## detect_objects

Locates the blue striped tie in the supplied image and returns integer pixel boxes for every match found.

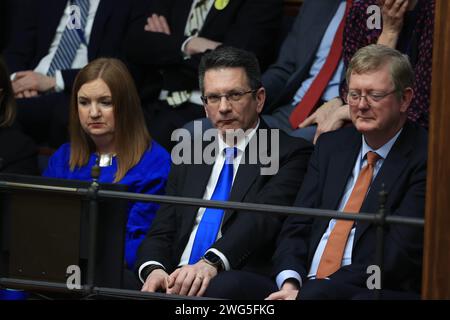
[47,0,90,76]
[188,147,237,264]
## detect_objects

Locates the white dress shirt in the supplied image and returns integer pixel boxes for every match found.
[160,0,215,105]
[291,0,346,107]
[11,0,100,92]
[276,128,403,289]
[181,0,215,58]
[139,122,259,282]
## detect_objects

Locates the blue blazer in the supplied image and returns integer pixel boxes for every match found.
[43,140,171,269]
[274,121,427,294]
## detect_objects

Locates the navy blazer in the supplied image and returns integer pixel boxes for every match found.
[274,121,427,293]
[262,0,345,114]
[136,120,313,276]
[3,0,135,92]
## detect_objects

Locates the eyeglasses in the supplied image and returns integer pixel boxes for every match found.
[201,89,257,106]
[346,89,398,105]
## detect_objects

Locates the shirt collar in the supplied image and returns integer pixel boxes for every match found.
[217,119,260,156]
[361,128,403,161]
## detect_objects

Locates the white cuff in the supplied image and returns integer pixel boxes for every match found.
[10,71,63,92]
[206,248,231,271]
[276,270,303,290]
[138,261,165,283]
[54,70,65,92]
[181,35,195,60]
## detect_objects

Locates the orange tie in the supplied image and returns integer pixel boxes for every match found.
[316,151,380,279]
[289,0,353,129]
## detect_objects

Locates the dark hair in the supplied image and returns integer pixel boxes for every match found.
[69,58,150,182]
[0,56,16,127]
[198,46,262,93]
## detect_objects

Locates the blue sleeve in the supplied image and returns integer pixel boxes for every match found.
[124,143,171,269]
[42,144,71,178]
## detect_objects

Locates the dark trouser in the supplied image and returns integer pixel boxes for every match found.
[204,270,420,300]
[122,268,142,291]
[16,92,70,148]
[145,100,206,152]
[299,278,420,300]
[205,271,277,300]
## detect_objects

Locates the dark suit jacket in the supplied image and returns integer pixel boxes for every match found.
[136,121,313,276]
[125,0,282,95]
[0,126,38,175]
[3,0,136,93]
[0,0,11,52]
[262,0,345,114]
[274,121,427,294]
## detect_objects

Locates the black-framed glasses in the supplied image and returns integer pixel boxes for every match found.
[201,89,258,106]
[346,89,398,105]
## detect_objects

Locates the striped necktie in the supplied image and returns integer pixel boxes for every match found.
[47,0,90,76]
[166,0,210,107]
[185,0,210,37]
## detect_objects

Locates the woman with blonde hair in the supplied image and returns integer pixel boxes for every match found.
[44,58,171,269]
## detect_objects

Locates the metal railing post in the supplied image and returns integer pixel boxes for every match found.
[86,162,101,290]
[374,186,388,300]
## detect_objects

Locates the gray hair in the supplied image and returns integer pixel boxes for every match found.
[346,44,414,99]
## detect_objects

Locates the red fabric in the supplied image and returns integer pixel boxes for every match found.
[289,0,353,129]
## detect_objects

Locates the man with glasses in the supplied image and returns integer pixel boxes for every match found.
[125,0,282,152]
[207,44,427,300]
[135,46,313,297]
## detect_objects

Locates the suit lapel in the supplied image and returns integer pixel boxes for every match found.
[223,159,260,225]
[88,0,114,59]
[354,125,414,244]
[41,0,68,52]
[201,0,223,31]
[171,1,194,36]
[180,122,268,231]
[179,159,215,238]
[222,122,271,225]
[323,134,361,210]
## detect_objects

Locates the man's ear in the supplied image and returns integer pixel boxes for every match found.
[256,87,266,114]
[400,87,414,113]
